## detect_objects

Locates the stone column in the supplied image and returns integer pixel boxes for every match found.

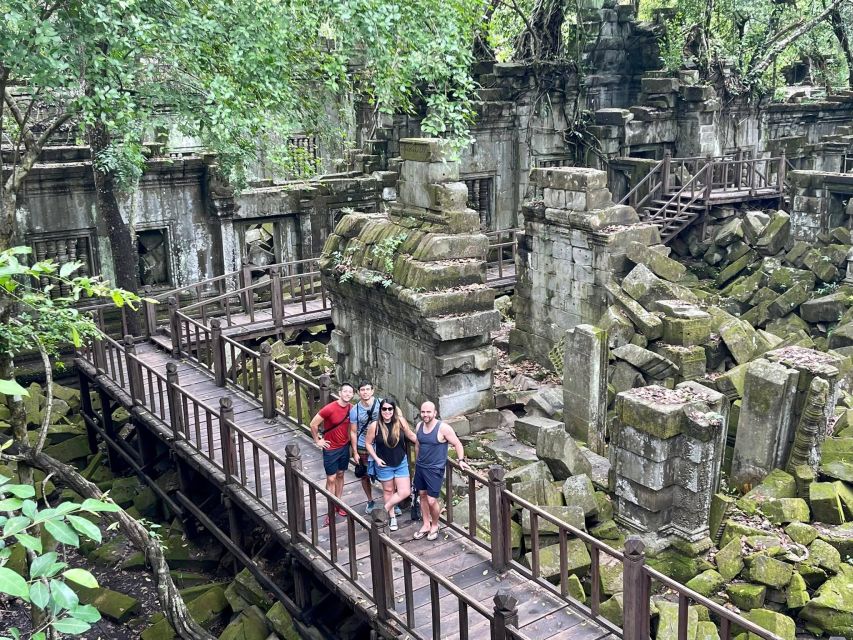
[563,324,608,454]
[612,382,728,552]
[509,166,655,367]
[730,358,800,489]
[320,138,499,420]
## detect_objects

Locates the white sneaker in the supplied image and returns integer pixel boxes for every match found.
[389,516,398,531]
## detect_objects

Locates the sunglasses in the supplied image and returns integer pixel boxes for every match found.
[380,406,395,412]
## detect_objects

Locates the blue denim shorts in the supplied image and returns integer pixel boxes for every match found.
[376,459,410,482]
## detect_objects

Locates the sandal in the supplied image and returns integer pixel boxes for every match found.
[426,528,439,541]
[336,507,348,518]
[413,529,428,540]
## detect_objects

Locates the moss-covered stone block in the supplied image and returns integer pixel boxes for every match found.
[785,521,818,545]
[73,585,140,623]
[567,573,586,603]
[600,593,624,626]
[809,538,841,574]
[647,549,714,584]
[726,583,766,610]
[786,572,810,609]
[657,600,699,640]
[737,608,795,640]
[720,520,771,548]
[810,482,846,524]
[696,620,720,640]
[799,565,853,637]
[219,608,269,640]
[266,602,300,640]
[761,498,810,524]
[233,568,273,611]
[715,538,745,581]
[686,570,725,597]
[748,555,793,589]
[524,538,590,579]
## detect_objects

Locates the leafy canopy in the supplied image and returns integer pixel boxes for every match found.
[1,0,487,188]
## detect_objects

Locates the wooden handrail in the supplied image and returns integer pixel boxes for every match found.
[617,158,664,208]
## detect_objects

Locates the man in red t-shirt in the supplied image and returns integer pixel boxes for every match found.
[309,382,355,522]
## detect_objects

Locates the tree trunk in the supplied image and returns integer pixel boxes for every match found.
[19,445,216,640]
[87,121,141,335]
[828,7,853,88]
[514,0,565,60]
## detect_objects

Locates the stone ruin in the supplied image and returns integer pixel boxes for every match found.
[319,138,499,420]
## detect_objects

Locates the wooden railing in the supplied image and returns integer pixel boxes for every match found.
[81,231,519,342]
[619,151,786,215]
[484,229,520,285]
[79,331,784,640]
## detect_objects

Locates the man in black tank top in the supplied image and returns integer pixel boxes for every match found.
[413,401,469,541]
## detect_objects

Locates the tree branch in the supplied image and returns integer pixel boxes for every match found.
[746,0,852,82]
[18,444,217,640]
[33,339,53,455]
[3,89,37,154]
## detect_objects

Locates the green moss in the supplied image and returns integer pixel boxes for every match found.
[726,583,766,610]
[686,570,725,597]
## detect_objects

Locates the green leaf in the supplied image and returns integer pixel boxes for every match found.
[0,498,23,511]
[110,290,125,308]
[0,567,29,600]
[70,326,81,348]
[79,498,119,513]
[0,379,28,397]
[5,485,35,499]
[3,515,30,538]
[30,581,50,610]
[52,617,91,635]
[63,568,99,589]
[15,533,42,554]
[59,262,81,278]
[30,552,59,578]
[48,579,79,610]
[21,500,37,519]
[69,603,101,623]
[44,520,79,547]
[66,515,101,543]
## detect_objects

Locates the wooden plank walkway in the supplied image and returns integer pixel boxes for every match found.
[121,341,610,640]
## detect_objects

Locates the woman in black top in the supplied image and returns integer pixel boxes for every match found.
[365,396,418,531]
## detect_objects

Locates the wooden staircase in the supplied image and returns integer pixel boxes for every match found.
[641,194,707,243]
[618,151,787,245]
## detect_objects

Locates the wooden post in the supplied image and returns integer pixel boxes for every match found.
[284,444,305,535]
[123,335,144,404]
[488,465,509,572]
[211,319,226,387]
[141,286,157,339]
[168,296,181,358]
[240,259,255,318]
[736,148,744,190]
[290,554,311,614]
[319,373,331,407]
[223,494,242,570]
[260,343,275,419]
[660,150,671,195]
[165,363,183,440]
[270,266,284,329]
[492,590,519,640]
[92,337,107,375]
[368,508,394,620]
[219,397,236,484]
[622,536,650,640]
[78,371,98,454]
[97,389,126,472]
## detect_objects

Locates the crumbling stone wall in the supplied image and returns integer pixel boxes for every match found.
[509,166,656,366]
[789,170,853,243]
[320,138,499,419]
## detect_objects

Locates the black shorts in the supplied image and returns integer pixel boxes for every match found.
[323,446,349,476]
[414,466,445,499]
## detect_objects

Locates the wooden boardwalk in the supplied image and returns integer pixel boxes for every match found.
[81,337,614,640]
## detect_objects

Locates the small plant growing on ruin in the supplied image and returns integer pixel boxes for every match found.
[330,245,359,284]
[372,233,408,276]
